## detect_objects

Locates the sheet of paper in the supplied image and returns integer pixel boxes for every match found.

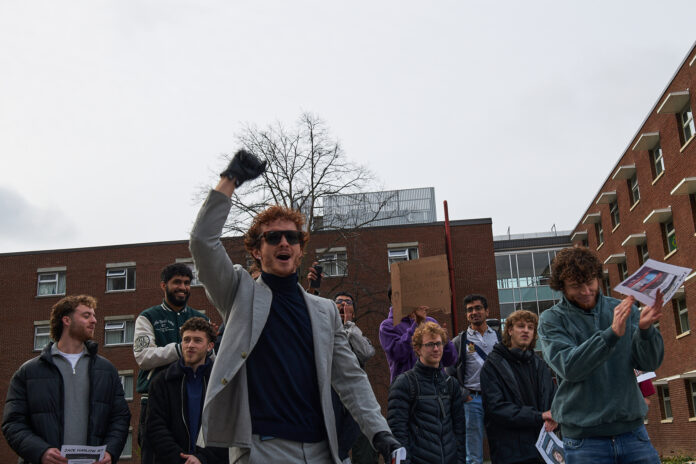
[613,259,691,307]
[390,447,407,464]
[636,370,657,383]
[536,426,564,464]
[61,444,106,464]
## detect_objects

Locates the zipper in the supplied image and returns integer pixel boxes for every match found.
[181,376,191,452]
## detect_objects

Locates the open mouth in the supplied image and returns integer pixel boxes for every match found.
[276,253,291,261]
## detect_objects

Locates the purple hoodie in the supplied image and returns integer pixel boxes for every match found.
[378,307,457,383]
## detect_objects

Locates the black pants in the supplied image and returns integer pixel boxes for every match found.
[138,397,154,464]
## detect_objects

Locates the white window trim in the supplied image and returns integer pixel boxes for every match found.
[105,266,136,293]
[104,318,135,346]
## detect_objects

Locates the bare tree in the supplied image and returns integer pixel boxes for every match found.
[212,112,404,236]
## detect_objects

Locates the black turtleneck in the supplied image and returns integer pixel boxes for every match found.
[246,271,325,443]
[496,344,540,408]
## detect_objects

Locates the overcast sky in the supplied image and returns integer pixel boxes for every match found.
[1,1,695,253]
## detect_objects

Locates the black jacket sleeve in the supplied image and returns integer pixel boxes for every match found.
[103,367,131,461]
[147,374,186,462]
[480,360,543,429]
[1,366,52,464]
[386,374,411,461]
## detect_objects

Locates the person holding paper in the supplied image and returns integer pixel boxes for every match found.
[147,317,228,464]
[379,287,457,383]
[2,295,130,464]
[538,247,664,464]
[387,321,466,464]
[447,294,500,464]
[480,309,557,464]
[189,150,400,464]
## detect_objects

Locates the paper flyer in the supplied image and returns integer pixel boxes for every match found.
[536,427,564,464]
[391,447,407,464]
[636,370,657,383]
[60,445,106,464]
[613,259,691,307]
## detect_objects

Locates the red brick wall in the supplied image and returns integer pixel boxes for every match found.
[571,45,696,457]
[0,220,496,462]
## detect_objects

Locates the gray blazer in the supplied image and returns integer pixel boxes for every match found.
[190,190,390,464]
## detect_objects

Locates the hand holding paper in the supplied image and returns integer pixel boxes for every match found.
[639,289,664,330]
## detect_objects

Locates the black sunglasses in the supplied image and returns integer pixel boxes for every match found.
[259,230,303,245]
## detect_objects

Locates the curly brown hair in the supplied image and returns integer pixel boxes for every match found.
[243,206,309,266]
[412,321,448,350]
[549,246,603,291]
[180,317,217,343]
[502,310,538,349]
[50,295,98,342]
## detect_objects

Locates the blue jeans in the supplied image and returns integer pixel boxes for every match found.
[464,393,484,464]
[563,425,660,464]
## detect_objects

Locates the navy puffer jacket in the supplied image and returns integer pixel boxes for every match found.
[387,361,466,464]
[2,341,131,464]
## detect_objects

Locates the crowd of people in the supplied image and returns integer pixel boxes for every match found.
[2,151,666,464]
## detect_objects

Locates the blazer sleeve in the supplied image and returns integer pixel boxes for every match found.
[190,189,242,321]
[2,366,53,464]
[147,373,186,462]
[345,322,375,365]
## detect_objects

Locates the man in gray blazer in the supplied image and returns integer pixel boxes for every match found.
[189,151,400,464]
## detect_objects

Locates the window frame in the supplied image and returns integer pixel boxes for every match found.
[37,271,66,297]
[609,200,620,228]
[104,318,135,346]
[662,220,677,254]
[658,385,673,420]
[673,297,689,335]
[387,245,419,272]
[119,372,134,401]
[678,104,696,145]
[105,266,136,292]
[617,262,628,281]
[688,379,696,419]
[33,323,51,351]
[637,243,649,266]
[650,144,664,179]
[317,250,348,277]
[628,174,640,206]
[594,220,604,247]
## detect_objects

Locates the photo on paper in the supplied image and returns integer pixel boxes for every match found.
[614,259,691,307]
[536,427,564,464]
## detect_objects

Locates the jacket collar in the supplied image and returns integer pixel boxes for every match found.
[41,340,98,364]
[166,356,213,381]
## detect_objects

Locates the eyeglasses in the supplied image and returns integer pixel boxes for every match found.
[335,299,354,306]
[259,230,303,245]
[466,305,485,312]
[421,341,443,349]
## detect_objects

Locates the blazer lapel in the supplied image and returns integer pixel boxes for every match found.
[250,278,273,348]
[303,289,330,386]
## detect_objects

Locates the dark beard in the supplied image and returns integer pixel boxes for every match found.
[166,288,190,308]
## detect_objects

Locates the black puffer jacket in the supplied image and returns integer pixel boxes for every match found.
[2,341,131,464]
[387,362,466,464]
[147,359,228,464]
[481,344,557,464]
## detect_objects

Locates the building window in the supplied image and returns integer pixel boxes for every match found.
[674,297,689,335]
[688,380,696,418]
[34,324,51,351]
[617,262,628,281]
[105,320,135,345]
[628,174,640,206]
[106,267,136,292]
[176,259,202,286]
[37,271,66,296]
[637,243,649,266]
[691,194,696,232]
[594,221,604,247]
[650,144,664,179]
[679,104,696,145]
[658,385,673,420]
[388,246,419,272]
[609,200,620,228]
[662,221,677,254]
[121,430,133,458]
[119,373,134,400]
[318,251,348,277]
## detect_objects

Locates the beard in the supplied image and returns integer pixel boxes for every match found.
[166,287,190,308]
[68,323,93,342]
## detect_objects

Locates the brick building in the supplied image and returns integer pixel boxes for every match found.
[0,217,498,462]
[570,42,696,457]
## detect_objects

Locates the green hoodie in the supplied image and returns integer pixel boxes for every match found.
[538,292,663,438]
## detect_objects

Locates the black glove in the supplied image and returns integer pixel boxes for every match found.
[220,149,266,187]
[373,431,401,461]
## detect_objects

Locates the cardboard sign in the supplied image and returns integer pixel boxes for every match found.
[391,254,451,325]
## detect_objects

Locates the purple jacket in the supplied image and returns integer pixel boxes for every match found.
[378,307,457,383]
